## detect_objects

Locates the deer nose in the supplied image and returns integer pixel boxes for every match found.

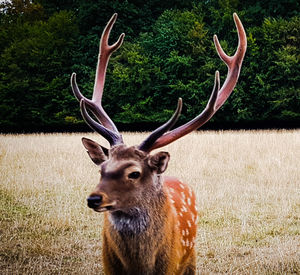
[87,195,102,208]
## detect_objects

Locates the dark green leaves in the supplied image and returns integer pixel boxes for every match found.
[0,0,299,131]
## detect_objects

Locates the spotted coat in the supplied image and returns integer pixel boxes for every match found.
[164,176,198,262]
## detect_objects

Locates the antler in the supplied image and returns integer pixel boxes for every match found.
[138,98,182,152]
[139,13,247,152]
[71,13,125,145]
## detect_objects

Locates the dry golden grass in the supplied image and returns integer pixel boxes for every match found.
[0,130,299,274]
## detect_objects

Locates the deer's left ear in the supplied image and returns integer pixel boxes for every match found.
[148,152,170,174]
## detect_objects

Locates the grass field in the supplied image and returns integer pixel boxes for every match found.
[0,130,299,274]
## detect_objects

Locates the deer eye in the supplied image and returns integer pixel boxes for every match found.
[128,171,141,179]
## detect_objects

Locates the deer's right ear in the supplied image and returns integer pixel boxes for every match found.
[81,137,108,165]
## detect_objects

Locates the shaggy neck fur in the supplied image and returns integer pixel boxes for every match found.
[108,207,150,235]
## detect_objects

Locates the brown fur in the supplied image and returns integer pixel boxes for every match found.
[83,139,197,275]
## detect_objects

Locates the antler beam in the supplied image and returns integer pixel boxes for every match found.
[71,13,124,145]
[140,13,247,152]
[138,98,183,152]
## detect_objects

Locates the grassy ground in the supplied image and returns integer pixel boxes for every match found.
[0,130,299,274]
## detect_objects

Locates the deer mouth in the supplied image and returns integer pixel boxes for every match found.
[94,202,117,213]
[94,206,112,212]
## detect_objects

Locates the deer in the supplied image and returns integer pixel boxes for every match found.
[70,12,246,275]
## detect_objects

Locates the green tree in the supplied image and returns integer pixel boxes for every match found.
[1,0,299,131]
[253,16,299,122]
[0,1,78,130]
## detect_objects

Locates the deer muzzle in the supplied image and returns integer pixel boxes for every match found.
[87,193,117,212]
[87,195,102,209]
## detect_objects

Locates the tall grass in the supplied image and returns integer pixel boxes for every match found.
[0,130,299,274]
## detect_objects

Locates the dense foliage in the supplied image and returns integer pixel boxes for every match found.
[0,0,299,132]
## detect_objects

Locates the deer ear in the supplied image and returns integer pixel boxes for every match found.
[81,137,108,165]
[148,151,170,174]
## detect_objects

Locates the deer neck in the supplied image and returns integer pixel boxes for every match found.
[102,175,173,273]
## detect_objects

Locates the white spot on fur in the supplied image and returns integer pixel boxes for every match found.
[181,239,185,246]
[179,183,185,189]
[182,230,185,236]
[191,213,195,222]
[181,192,186,200]
[186,229,189,236]
[181,206,187,212]
[187,197,191,206]
[187,220,192,228]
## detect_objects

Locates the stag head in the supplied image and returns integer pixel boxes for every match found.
[71,13,247,213]
[82,138,170,215]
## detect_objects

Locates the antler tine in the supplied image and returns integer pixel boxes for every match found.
[71,13,125,145]
[145,13,247,151]
[145,71,220,151]
[71,72,91,104]
[80,100,123,147]
[138,98,182,152]
[214,13,247,110]
[93,13,125,103]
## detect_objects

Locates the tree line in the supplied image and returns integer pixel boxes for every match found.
[0,0,299,132]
